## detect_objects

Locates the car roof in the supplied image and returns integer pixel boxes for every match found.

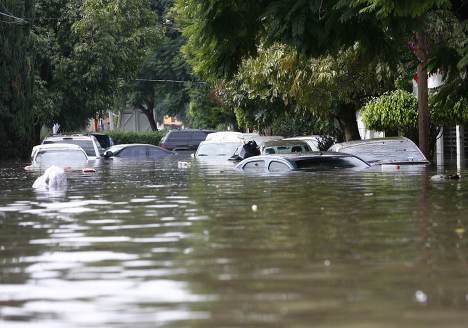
[239,152,366,162]
[44,134,96,141]
[205,132,259,142]
[35,143,85,151]
[106,143,172,153]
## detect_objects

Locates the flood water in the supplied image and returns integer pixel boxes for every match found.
[0,157,467,327]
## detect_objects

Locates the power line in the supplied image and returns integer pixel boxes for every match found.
[135,78,207,85]
[0,11,27,24]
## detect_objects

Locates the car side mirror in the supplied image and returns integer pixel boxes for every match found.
[103,150,113,158]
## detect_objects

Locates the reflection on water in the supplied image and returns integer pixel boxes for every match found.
[0,158,467,327]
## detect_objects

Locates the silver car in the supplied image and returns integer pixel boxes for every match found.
[328,137,429,165]
[235,153,370,173]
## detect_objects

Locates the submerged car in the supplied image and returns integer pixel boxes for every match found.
[235,152,370,173]
[328,137,429,165]
[42,134,103,159]
[159,129,214,151]
[103,144,174,159]
[260,139,312,155]
[284,135,335,151]
[195,141,243,160]
[30,144,89,169]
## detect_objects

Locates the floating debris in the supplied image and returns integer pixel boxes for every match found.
[430,174,461,182]
[415,290,428,303]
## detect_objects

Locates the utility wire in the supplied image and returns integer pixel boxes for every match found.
[0,11,27,24]
[135,78,207,85]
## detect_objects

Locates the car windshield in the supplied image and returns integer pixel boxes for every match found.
[293,156,368,171]
[197,143,240,158]
[263,143,311,154]
[35,150,88,167]
[44,139,98,157]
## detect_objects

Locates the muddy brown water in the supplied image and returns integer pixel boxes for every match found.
[0,158,467,327]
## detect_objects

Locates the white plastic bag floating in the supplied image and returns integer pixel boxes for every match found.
[33,165,67,190]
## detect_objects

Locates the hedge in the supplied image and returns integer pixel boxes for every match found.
[104,130,167,146]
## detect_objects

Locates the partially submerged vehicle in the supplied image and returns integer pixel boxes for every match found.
[30,144,89,169]
[103,144,174,159]
[284,135,335,151]
[204,131,259,143]
[328,137,429,165]
[235,152,370,173]
[260,139,312,155]
[41,134,103,159]
[159,129,214,151]
[195,141,243,160]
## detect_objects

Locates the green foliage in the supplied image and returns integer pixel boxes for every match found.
[70,0,160,113]
[105,130,166,145]
[32,0,161,132]
[186,87,236,130]
[174,0,267,80]
[0,0,36,159]
[270,111,339,139]
[128,0,193,130]
[361,89,468,134]
[361,90,418,135]
[219,43,396,138]
[353,0,449,17]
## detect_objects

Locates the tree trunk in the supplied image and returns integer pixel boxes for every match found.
[415,32,430,159]
[337,105,361,141]
[139,94,158,131]
[139,106,158,131]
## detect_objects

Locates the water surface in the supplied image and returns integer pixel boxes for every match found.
[0,158,467,327]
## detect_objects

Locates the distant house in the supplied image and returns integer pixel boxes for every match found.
[117,108,183,132]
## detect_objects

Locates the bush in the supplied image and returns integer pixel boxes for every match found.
[104,130,167,146]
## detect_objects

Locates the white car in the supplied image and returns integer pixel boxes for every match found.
[284,135,335,151]
[195,141,243,160]
[30,144,89,169]
[41,134,103,159]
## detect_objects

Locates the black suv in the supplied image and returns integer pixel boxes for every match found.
[160,129,213,151]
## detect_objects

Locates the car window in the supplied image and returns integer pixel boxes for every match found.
[268,161,290,172]
[196,143,240,158]
[146,147,169,159]
[118,146,147,158]
[294,156,368,170]
[36,150,87,166]
[44,139,97,157]
[242,160,265,173]
[168,131,191,141]
[192,131,209,141]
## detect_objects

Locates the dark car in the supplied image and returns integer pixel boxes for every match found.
[159,129,214,151]
[103,144,174,159]
[235,153,370,173]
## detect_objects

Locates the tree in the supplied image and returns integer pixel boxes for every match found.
[186,85,237,130]
[361,89,467,155]
[0,0,36,158]
[68,0,160,127]
[176,0,467,156]
[32,0,161,132]
[129,0,192,130]
[219,43,396,140]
